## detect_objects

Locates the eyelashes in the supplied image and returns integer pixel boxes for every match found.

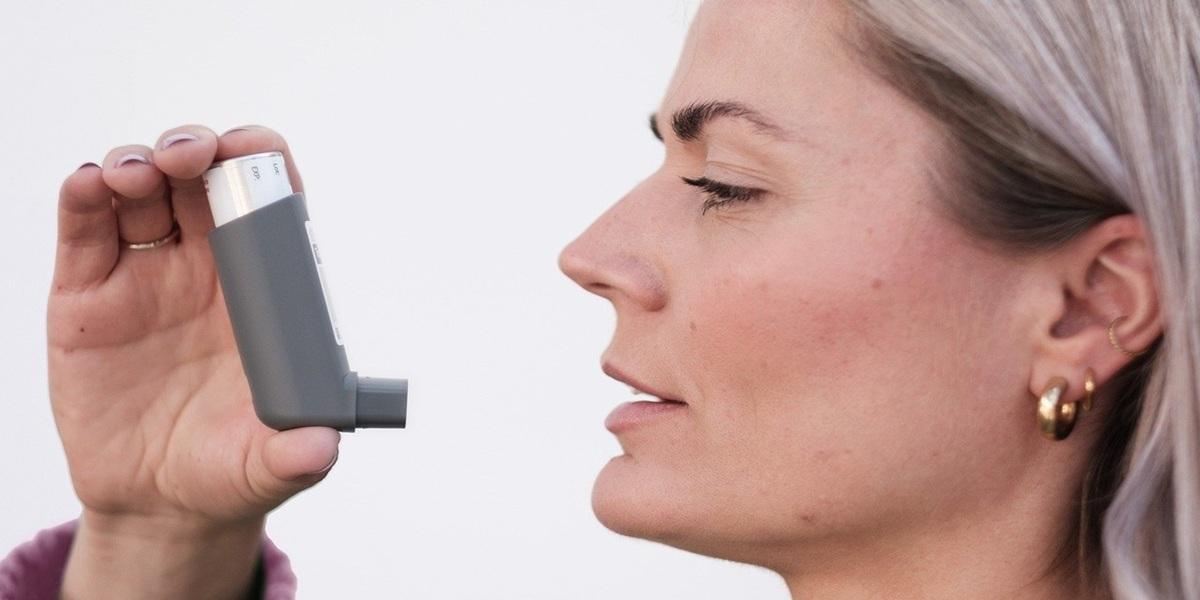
[680,176,766,214]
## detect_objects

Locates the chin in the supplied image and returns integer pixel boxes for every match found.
[591,454,690,543]
[591,453,829,568]
[590,452,754,561]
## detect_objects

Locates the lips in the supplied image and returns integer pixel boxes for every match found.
[601,362,686,404]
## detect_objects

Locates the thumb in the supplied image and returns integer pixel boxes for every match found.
[253,427,341,501]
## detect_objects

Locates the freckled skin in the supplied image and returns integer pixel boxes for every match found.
[558,0,1087,589]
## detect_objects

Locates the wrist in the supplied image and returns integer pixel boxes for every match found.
[62,509,266,600]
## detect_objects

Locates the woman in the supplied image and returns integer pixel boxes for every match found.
[3,1,1196,598]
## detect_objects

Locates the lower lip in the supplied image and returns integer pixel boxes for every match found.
[604,400,687,433]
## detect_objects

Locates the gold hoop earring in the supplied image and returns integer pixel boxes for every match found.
[1108,316,1146,358]
[1082,367,1096,412]
[1037,376,1078,441]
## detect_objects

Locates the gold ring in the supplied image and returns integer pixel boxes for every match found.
[122,220,180,250]
[1108,316,1146,358]
[1082,367,1095,412]
[1037,376,1076,440]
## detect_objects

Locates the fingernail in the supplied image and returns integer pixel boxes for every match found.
[160,133,200,150]
[115,153,151,168]
[222,126,256,136]
[311,453,339,476]
[76,162,100,171]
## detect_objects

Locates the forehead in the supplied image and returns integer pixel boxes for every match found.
[660,0,948,170]
[662,0,879,144]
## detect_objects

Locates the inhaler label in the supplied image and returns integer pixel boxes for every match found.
[304,220,344,346]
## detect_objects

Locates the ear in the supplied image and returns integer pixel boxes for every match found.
[1027,214,1163,412]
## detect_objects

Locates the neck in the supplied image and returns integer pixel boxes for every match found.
[777,526,1095,600]
[773,457,1108,599]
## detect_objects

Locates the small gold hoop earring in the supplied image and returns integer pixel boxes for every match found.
[1082,367,1096,412]
[1108,316,1147,358]
[1037,376,1077,441]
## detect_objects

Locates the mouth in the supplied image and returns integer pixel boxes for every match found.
[600,362,689,433]
[602,362,687,405]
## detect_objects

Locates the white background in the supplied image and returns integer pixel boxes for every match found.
[0,1,787,598]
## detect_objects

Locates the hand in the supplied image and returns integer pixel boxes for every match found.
[49,125,339,599]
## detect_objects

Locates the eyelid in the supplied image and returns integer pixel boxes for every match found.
[680,176,766,214]
[680,176,760,199]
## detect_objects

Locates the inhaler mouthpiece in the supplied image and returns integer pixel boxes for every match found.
[202,152,408,431]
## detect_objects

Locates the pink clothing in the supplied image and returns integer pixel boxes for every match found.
[0,520,296,599]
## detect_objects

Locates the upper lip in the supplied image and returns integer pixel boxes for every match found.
[602,362,685,403]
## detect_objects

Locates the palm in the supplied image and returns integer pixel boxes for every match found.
[49,125,337,524]
[50,242,269,519]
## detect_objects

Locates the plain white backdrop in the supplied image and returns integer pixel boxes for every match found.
[0,1,788,598]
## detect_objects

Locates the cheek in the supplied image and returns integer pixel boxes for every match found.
[673,206,1025,533]
[684,215,920,429]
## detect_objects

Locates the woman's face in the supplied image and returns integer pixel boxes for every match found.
[560,0,1038,566]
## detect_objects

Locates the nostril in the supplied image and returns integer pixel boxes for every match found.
[559,236,667,310]
[559,247,614,301]
[586,281,615,295]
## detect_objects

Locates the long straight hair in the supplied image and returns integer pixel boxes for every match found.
[843,2,1199,598]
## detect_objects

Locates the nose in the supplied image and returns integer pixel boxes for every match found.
[558,203,668,312]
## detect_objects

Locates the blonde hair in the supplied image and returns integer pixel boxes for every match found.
[842,1,1199,598]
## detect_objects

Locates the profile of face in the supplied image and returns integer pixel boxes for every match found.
[558,0,1112,571]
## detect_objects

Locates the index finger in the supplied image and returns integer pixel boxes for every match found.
[216,125,305,195]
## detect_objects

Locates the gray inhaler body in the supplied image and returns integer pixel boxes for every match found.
[203,152,407,432]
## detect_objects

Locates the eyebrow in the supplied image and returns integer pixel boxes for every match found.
[650,100,790,143]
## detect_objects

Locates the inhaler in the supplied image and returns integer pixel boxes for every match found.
[203,152,407,432]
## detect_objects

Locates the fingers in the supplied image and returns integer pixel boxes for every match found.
[101,145,173,247]
[152,125,220,238]
[153,124,304,239]
[252,427,340,501]
[54,164,119,292]
[217,125,305,195]
[56,124,303,292]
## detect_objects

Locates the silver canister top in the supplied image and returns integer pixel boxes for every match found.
[203,151,295,227]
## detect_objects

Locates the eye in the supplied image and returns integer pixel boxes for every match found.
[681,176,766,214]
